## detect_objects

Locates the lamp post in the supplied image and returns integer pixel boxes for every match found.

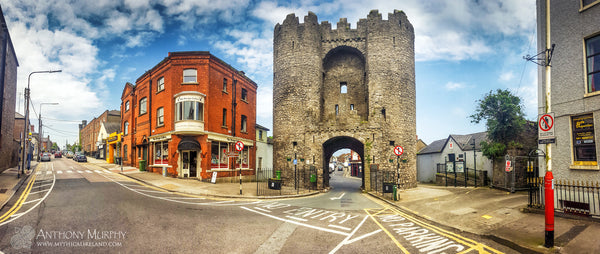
[20,70,62,178]
[38,102,59,161]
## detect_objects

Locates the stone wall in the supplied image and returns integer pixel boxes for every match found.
[273,10,417,190]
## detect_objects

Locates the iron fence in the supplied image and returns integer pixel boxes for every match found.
[528,177,600,219]
[435,163,489,188]
[370,169,398,200]
[256,167,317,196]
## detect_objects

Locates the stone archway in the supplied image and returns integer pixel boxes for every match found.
[322,136,364,189]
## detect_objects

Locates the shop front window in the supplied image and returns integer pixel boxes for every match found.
[572,114,597,166]
[211,142,229,169]
[154,141,169,165]
[235,146,250,169]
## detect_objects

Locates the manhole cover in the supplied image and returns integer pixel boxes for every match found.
[0,189,7,193]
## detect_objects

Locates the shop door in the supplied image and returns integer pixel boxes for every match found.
[182,151,198,178]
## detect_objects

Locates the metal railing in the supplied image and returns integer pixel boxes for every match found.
[256,167,317,196]
[529,177,600,219]
[435,163,489,188]
[370,170,398,200]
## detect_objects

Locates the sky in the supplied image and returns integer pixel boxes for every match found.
[3,0,538,150]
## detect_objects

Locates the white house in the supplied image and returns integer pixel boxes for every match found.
[256,124,273,169]
[417,132,492,183]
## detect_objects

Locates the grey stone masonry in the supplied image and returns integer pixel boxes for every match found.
[273,10,417,191]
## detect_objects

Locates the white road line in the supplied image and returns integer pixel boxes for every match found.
[0,173,56,226]
[253,207,272,213]
[77,170,83,173]
[67,170,73,173]
[132,189,171,194]
[35,171,42,175]
[241,207,348,236]
[328,215,370,254]
[94,170,102,173]
[213,200,234,204]
[85,170,93,173]
[57,171,63,174]
[253,222,297,254]
[33,183,52,189]
[285,216,308,222]
[28,190,48,195]
[328,225,351,231]
[345,230,382,245]
[168,197,206,200]
[45,171,52,175]
[23,198,43,205]
[10,212,24,218]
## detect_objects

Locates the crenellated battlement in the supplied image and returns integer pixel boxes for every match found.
[274,9,412,41]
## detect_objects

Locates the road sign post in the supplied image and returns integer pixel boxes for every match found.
[393,146,404,201]
[235,141,244,195]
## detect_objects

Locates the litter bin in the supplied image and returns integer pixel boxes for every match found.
[310,173,316,183]
[268,178,282,190]
[383,182,394,193]
[275,170,281,180]
[139,160,146,171]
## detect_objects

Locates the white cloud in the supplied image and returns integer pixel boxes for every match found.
[500,71,515,82]
[445,82,466,91]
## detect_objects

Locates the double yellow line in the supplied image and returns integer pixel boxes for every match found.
[0,174,37,223]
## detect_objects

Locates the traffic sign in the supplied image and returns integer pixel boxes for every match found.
[235,141,244,151]
[393,146,404,156]
[505,160,512,172]
[538,113,555,142]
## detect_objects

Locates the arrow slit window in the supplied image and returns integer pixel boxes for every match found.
[571,114,597,166]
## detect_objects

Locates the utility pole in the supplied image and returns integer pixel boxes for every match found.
[38,102,58,161]
[543,0,554,248]
[20,70,61,178]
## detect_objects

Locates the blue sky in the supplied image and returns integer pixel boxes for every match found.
[4,0,537,149]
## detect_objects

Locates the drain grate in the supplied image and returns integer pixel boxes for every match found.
[0,189,7,194]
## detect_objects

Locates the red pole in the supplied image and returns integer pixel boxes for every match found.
[544,170,554,248]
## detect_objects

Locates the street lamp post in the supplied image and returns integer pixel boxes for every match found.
[38,102,59,161]
[20,70,62,178]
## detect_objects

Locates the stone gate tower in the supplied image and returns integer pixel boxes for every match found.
[273,10,417,190]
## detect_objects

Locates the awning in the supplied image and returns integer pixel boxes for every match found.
[178,138,201,151]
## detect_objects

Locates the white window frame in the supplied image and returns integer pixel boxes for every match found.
[175,100,204,122]
[585,34,600,95]
[124,121,129,135]
[183,69,197,83]
[157,107,164,126]
[211,142,230,169]
[139,97,147,115]
[125,101,130,112]
[153,141,169,165]
[157,77,165,92]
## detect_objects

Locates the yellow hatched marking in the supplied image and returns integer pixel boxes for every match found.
[0,172,38,222]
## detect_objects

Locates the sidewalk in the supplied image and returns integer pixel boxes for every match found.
[0,162,37,210]
[86,157,319,199]
[371,184,600,254]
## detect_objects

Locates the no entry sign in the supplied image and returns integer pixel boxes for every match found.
[393,146,404,156]
[235,141,244,151]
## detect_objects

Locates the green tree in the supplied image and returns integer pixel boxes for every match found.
[470,89,526,159]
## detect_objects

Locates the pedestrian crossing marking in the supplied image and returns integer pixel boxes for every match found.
[77,170,83,173]
[35,171,41,175]
[45,171,52,175]
[57,171,63,174]
[67,170,73,173]
[85,170,93,173]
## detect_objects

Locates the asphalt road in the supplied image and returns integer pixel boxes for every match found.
[0,158,522,253]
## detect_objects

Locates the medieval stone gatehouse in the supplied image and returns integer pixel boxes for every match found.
[273,10,417,190]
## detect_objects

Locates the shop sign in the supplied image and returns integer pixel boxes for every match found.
[175,94,204,103]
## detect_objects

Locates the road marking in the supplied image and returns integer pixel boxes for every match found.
[253,207,272,213]
[0,173,56,226]
[241,206,349,236]
[345,229,382,244]
[94,170,102,173]
[67,170,73,173]
[57,171,63,174]
[77,170,83,173]
[45,171,52,175]
[285,215,308,222]
[0,174,37,223]
[33,183,52,189]
[328,224,351,231]
[28,190,48,195]
[22,198,42,205]
[330,192,346,200]
[482,215,492,219]
[10,212,24,218]
[364,195,504,254]
[85,170,93,173]
[168,197,206,200]
[328,215,370,254]
[254,222,297,254]
[35,171,41,175]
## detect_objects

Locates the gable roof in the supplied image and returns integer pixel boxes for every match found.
[418,132,488,155]
[103,122,121,134]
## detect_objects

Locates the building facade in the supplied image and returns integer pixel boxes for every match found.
[0,5,19,172]
[79,110,120,157]
[121,51,257,180]
[537,1,600,181]
[273,10,417,190]
[255,124,273,169]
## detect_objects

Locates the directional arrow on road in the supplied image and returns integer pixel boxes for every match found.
[330,193,346,200]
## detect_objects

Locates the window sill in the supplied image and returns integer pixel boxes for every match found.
[156,89,164,95]
[583,91,600,98]
[570,164,599,170]
[156,124,165,128]
[150,164,171,168]
[139,112,147,116]
[208,168,253,172]
[221,125,228,129]
[240,131,248,134]
[181,82,199,85]
[241,99,248,104]
[222,90,228,94]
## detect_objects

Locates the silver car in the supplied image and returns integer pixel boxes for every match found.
[40,153,51,162]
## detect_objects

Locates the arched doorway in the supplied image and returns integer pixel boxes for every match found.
[322,136,364,189]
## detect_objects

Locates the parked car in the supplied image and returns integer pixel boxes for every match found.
[75,153,87,162]
[40,153,51,162]
[54,152,62,158]
[65,151,74,159]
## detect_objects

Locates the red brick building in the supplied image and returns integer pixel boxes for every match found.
[79,110,120,156]
[121,51,257,180]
